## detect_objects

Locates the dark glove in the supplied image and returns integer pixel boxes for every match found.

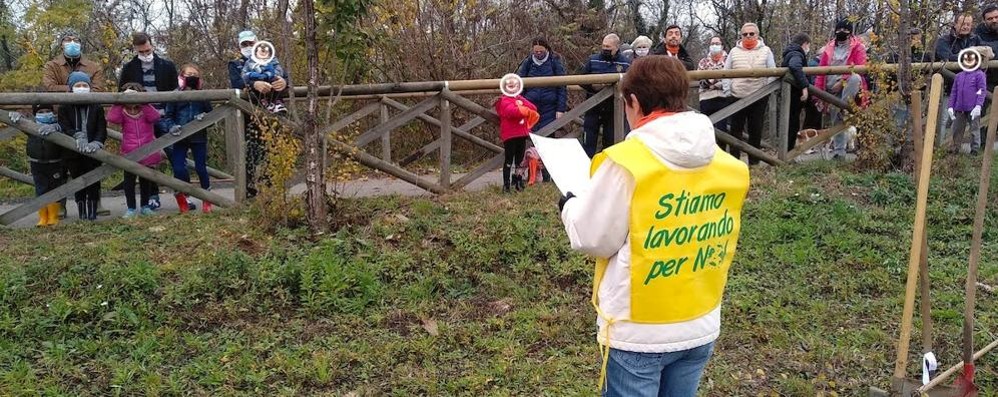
[558,192,576,212]
[74,131,88,152]
[37,124,60,136]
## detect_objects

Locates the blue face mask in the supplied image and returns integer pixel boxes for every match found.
[63,42,81,58]
[35,112,57,124]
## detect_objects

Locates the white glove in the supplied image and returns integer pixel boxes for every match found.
[971,105,981,120]
[74,131,88,152]
[169,125,182,136]
[194,113,205,121]
[37,124,60,136]
[8,111,21,124]
[83,141,103,154]
[948,108,955,121]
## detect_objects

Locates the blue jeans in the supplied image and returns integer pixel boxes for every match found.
[170,140,210,189]
[603,342,714,397]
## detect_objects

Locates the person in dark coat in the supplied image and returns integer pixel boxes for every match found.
[12,104,66,226]
[579,33,631,157]
[781,33,811,151]
[118,32,180,210]
[936,13,983,62]
[517,37,568,135]
[976,5,998,89]
[163,63,215,213]
[59,72,107,221]
[650,24,695,70]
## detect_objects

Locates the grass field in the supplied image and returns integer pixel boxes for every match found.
[1,159,997,396]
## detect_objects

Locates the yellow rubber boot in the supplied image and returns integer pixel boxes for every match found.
[36,205,49,227]
[45,203,61,226]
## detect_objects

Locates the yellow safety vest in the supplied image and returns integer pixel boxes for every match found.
[590,138,750,324]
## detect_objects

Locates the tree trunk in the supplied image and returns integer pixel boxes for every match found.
[302,0,328,232]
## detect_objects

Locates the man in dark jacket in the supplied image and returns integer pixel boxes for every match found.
[651,24,695,70]
[579,33,631,157]
[117,31,180,210]
[977,5,998,89]
[936,13,983,62]
[781,33,811,151]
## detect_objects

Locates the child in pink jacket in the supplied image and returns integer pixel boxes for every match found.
[106,83,162,218]
[496,73,539,192]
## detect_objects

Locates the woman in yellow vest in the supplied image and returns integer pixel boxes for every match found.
[559,56,750,397]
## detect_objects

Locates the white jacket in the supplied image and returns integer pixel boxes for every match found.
[561,111,723,353]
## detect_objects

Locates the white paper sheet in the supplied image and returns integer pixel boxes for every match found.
[529,133,592,195]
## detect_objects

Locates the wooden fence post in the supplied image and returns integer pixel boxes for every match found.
[225,108,247,203]
[768,89,779,150]
[614,82,626,143]
[380,100,391,161]
[439,95,452,189]
[779,81,792,160]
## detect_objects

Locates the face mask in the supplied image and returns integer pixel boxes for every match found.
[138,53,154,63]
[185,76,200,89]
[802,45,810,55]
[835,32,850,41]
[63,42,81,58]
[709,44,722,54]
[72,86,90,94]
[241,47,254,58]
[743,37,758,49]
[533,51,548,60]
[35,112,57,124]
[635,48,649,57]
[601,49,613,60]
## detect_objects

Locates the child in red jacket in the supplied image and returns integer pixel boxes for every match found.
[496,73,539,192]
[106,83,162,218]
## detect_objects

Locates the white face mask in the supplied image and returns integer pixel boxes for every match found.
[709,44,723,54]
[138,53,154,63]
[72,86,91,94]
[635,48,649,57]
[241,47,254,58]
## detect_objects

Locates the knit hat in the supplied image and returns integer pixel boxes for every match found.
[237,30,257,44]
[32,104,54,114]
[632,35,653,48]
[67,71,91,88]
[835,18,854,33]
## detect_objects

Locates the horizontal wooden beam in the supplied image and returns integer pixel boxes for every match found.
[714,127,785,166]
[0,166,32,185]
[397,116,488,167]
[785,124,851,160]
[2,60,986,105]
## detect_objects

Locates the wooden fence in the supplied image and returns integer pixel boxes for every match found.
[0,60,989,226]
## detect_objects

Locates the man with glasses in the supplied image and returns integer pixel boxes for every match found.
[722,23,775,165]
[814,18,868,159]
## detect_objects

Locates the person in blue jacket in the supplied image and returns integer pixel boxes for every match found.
[517,37,568,136]
[163,63,214,213]
[579,33,631,158]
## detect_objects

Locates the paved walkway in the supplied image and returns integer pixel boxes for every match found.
[0,171,503,229]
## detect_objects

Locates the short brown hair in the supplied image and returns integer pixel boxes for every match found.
[121,82,145,92]
[131,32,151,46]
[620,56,689,114]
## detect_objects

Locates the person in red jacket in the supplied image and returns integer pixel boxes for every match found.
[495,73,539,192]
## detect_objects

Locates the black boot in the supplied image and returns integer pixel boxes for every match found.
[513,175,524,191]
[77,201,86,220]
[502,164,512,193]
[86,199,98,221]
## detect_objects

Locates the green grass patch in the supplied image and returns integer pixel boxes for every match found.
[2,159,997,395]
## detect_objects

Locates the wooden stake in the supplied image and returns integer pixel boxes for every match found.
[911,92,933,356]
[892,74,942,389]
